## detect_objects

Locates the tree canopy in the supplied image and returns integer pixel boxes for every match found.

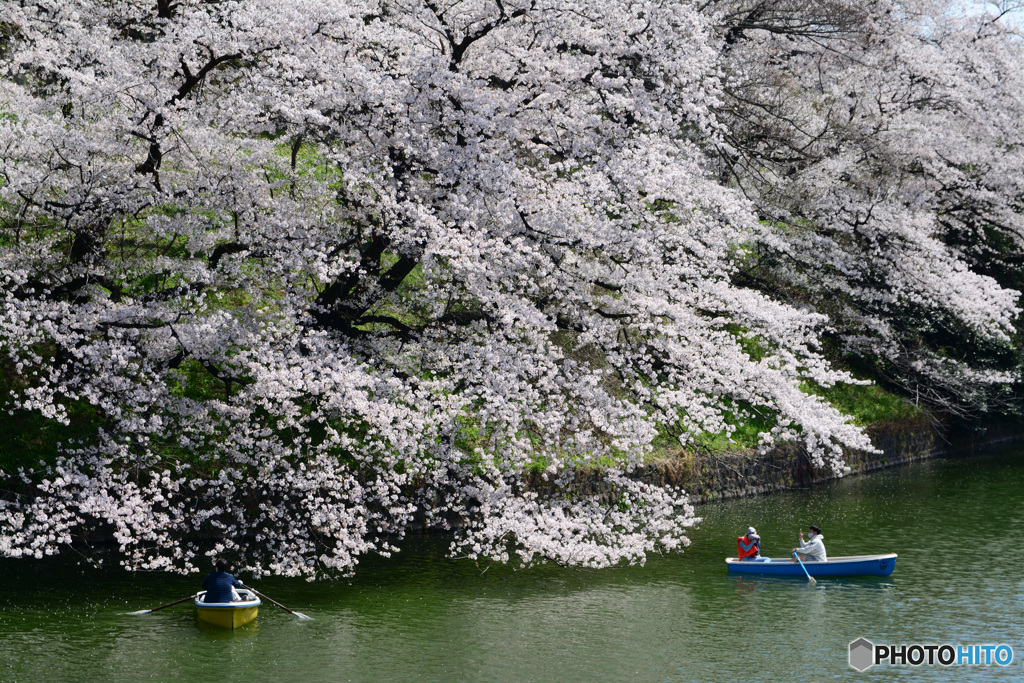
[1,0,1021,576]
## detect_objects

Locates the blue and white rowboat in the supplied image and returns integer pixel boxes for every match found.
[725,553,897,578]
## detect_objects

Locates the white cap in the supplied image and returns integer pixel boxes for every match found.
[747,527,757,536]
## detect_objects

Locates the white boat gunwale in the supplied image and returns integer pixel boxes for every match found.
[724,553,898,565]
[195,588,261,608]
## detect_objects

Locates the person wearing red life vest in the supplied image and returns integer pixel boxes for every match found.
[737,526,769,562]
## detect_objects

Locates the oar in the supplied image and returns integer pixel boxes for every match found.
[129,593,198,615]
[247,587,312,620]
[792,551,817,585]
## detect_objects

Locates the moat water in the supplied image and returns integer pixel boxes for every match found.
[2,445,1022,681]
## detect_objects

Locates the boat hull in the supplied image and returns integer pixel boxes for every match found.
[195,589,261,628]
[725,554,897,578]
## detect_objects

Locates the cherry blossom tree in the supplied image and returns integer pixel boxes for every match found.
[710,0,1024,414]
[0,0,1017,576]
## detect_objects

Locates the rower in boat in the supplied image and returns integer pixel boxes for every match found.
[791,525,826,563]
[195,559,261,628]
[202,558,245,602]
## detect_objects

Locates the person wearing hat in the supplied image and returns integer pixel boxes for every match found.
[737,526,769,562]
[792,525,827,562]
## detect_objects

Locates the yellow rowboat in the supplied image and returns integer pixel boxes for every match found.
[195,589,261,629]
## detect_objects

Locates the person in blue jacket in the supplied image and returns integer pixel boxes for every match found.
[202,558,244,603]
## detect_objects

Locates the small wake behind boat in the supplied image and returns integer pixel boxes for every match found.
[725,553,897,578]
[195,589,261,628]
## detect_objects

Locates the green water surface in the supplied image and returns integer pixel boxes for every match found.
[2,446,1023,682]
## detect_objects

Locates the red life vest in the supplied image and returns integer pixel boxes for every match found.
[737,536,759,560]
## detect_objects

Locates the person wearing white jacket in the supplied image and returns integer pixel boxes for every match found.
[792,525,827,562]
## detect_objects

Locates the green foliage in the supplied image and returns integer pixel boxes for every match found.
[0,355,89,473]
[803,380,924,427]
[724,323,770,361]
[647,374,924,461]
[0,388,104,476]
[165,358,226,402]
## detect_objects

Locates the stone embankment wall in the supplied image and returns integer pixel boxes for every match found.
[530,416,1024,507]
[553,415,1008,506]
[658,418,944,504]
[631,416,1023,505]
[527,418,954,507]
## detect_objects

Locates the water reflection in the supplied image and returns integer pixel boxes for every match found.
[194,619,260,640]
[729,575,897,591]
